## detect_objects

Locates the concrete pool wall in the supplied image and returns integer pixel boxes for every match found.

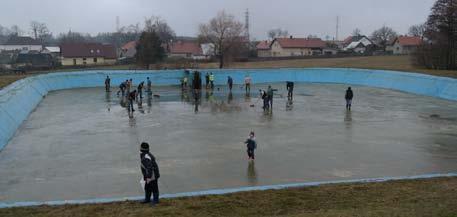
[1,68,457,150]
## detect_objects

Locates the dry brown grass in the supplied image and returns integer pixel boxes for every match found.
[199,55,457,78]
[1,177,456,217]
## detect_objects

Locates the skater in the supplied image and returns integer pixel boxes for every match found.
[209,72,215,90]
[345,87,353,110]
[260,90,269,111]
[267,85,278,110]
[126,79,133,94]
[286,81,294,99]
[105,76,110,92]
[193,71,202,90]
[227,76,233,91]
[244,131,257,160]
[205,73,210,89]
[128,90,137,112]
[147,77,152,94]
[244,74,251,94]
[117,80,127,96]
[140,142,160,206]
[137,82,144,99]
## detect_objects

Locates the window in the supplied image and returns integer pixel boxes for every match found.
[94,58,97,63]
[73,59,76,65]
[83,58,86,61]
[90,50,94,53]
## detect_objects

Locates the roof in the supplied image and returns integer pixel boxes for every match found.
[343,35,370,46]
[273,38,326,49]
[122,41,137,50]
[3,36,41,45]
[60,43,117,59]
[169,41,203,55]
[44,46,60,53]
[395,36,422,46]
[256,41,271,50]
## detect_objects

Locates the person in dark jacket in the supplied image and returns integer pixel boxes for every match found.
[260,90,269,111]
[137,82,144,99]
[286,81,294,100]
[205,73,210,89]
[128,90,137,112]
[105,76,111,92]
[117,80,127,96]
[140,142,160,205]
[245,131,257,160]
[267,85,278,110]
[227,76,233,91]
[193,71,202,90]
[147,77,152,94]
[345,87,354,110]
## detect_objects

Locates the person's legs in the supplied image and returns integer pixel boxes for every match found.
[247,149,252,159]
[143,181,152,203]
[151,179,159,204]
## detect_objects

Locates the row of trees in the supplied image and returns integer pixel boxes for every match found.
[416,0,457,70]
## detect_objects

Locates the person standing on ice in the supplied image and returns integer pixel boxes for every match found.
[345,87,354,110]
[209,72,215,90]
[146,77,152,94]
[286,81,294,100]
[245,131,257,160]
[227,76,233,92]
[140,142,160,206]
[128,90,137,112]
[105,76,111,92]
[244,74,251,94]
[137,81,144,99]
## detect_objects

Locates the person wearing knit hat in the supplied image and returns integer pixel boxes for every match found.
[140,142,160,206]
[244,131,257,160]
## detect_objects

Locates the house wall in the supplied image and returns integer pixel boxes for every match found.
[61,57,115,66]
[257,50,271,57]
[270,41,313,57]
[393,42,417,55]
[0,45,42,52]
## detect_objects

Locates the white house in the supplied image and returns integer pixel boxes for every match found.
[343,35,374,54]
[390,36,422,55]
[0,36,42,52]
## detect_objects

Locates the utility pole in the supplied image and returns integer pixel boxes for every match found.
[116,16,120,32]
[336,16,339,41]
[245,8,250,42]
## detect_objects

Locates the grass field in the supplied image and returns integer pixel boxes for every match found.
[199,55,457,78]
[1,177,456,217]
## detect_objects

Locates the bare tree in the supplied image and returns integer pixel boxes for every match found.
[408,23,426,38]
[10,25,23,36]
[417,0,457,70]
[371,26,397,51]
[267,28,288,40]
[198,11,244,68]
[144,16,175,43]
[352,28,362,36]
[30,21,51,46]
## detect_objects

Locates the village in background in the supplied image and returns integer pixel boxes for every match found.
[0,10,438,73]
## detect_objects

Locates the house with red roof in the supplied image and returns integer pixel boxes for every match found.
[120,41,137,59]
[168,41,205,60]
[269,36,326,57]
[390,36,422,55]
[60,43,117,66]
[256,40,271,57]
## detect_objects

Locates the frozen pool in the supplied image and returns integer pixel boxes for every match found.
[1,83,457,202]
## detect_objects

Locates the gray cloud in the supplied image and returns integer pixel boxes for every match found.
[0,0,435,40]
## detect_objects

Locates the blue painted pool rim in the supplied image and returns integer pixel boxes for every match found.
[1,67,457,152]
[0,172,456,208]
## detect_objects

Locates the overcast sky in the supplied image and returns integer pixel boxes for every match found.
[0,0,435,40]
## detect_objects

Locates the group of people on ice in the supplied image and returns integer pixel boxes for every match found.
[105,76,154,113]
